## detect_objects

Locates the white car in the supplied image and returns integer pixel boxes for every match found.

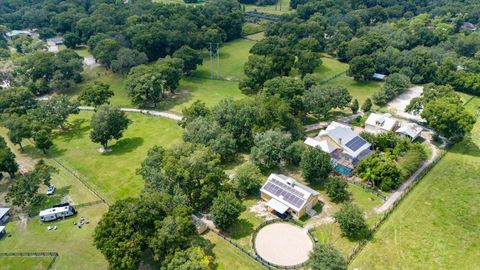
[46,185,56,195]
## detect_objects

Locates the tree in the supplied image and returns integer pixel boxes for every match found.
[361,98,372,112]
[29,95,80,130]
[300,148,332,185]
[285,141,306,166]
[0,140,18,178]
[304,86,352,118]
[63,32,81,49]
[334,203,369,240]
[232,162,263,197]
[173,45,203,75]
[92,39,121,68]
[406,84,461,115]
[310,244,347,270]
[90,105,130,151]
[350,99,359,114]
[211,192,244,231]
[32,128,53,154]
[78,82,114,107]
[421,97,475,142]
[180,100,211,128]
[261,77,305,115]
[347,55,375,81]
[326,177,350,203]
[183,117,237,160]
[4,115,32,150]
[356,154,402,191]
[0,87,37,115]
[240,55,277,94]
[373,73,410,105]
[251,130,292,169]
[296,50,322,78]
[163,246,215,270]
[111,48,148,74]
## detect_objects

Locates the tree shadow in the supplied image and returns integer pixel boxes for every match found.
[145,89,193,112]
[54,118,90,143]
[451,136,480,157]
[106,137,144,156]
[227,218,254,240]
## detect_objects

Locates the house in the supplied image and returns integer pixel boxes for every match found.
[372,73,386,81]
[365,113,398,134]
[462,22,477,31]
[396,123,423,141]
[260,174,320,219]
[304,122,373,175]
[192,215,208,234]
[0,208,10,225]
[39,204,76,222]
[5,30,32,39]
[0,226,5,238]
[46,37,64,45]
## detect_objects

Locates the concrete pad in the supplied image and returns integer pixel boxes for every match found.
[254,222,313,266]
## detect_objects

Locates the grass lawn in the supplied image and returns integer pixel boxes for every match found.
[312,57,349,81]
[0,257,53,270]
[158,77,246,113]
[227,198,265,251]
[203,231,266,270]
[245,32,265,41]
[74,47,90,58]
[242,22,265,36]
[0,205,108,270]
[324,74,383,105]
[244,0,292,15]
[351,98,480,269]
[49,111,183,202]
[193,39,255,82]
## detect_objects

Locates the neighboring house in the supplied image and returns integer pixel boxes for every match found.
[365,113,398,134]
[0,208,10,225]
[372,73,386,81]
[260,174,320,219]
[39,204,76,222]
[396,123,423,141]
[46,37,64,45]
[0,226,5,238]
[192,215,208,234]
[462,22,477,31]
[304,122,373,175]
[5,30,32,39]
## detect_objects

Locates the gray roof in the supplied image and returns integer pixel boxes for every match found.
[0,208,10,218]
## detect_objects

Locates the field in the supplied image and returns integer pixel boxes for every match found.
[203,231,266,270]
[351,99,480,269]
[0,257,53,270]
[324,74,383,105]
[244,0,292,15]
[313,57,349,81]
[49,112,183,202]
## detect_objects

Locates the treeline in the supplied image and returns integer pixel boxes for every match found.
[255,0,480,97]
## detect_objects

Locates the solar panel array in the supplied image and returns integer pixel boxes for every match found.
[263,179,306,208]
[345,136,367,152]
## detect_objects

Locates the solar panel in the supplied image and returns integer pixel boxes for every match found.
[345,136,367,152]
[263,179,306,208]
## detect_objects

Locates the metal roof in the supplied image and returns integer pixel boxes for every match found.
[0,208,10,218]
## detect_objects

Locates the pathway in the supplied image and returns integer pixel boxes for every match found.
[374,141,438,213]
[78,106,183,121]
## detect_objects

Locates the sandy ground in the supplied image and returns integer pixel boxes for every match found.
[387,86,423,120]
[83,56,100,69]
[255,223,313,266]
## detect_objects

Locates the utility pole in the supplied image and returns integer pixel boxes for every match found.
[209,42,214,79]
[209,42,220,79]
[216,43,220,79]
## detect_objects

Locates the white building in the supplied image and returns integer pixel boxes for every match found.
[5,30,32,39]
[304,122,373,175]
[364,113,398,134]
[0,208,10,225]
[260,174,320,219]
[396,123,423,141]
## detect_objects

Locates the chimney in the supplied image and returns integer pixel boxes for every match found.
[338,138,342,145]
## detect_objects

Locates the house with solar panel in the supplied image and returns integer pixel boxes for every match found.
[260,174,320,219]
[304,122,373,175]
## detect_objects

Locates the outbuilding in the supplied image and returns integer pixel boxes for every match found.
[39,204,76,222]
[365,113,398,134]
[0,226,5,238]
[0,208,10,225]
[396,123,423,141]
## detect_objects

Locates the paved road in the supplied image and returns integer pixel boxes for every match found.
[374,142,438,213]
[78,106,183,121]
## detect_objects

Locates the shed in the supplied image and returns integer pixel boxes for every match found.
[192,215,208,234]
[0,208,10,225]
[372,73,386,80]
[396,123,423,141]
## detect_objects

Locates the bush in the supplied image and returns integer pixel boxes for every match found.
[310,243,347,270]
[326,177,350,202]
[356,153,402,191]
[334,203,369,240]
[398,144,428,178]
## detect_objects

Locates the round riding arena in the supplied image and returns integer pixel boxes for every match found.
[254,222,313,266]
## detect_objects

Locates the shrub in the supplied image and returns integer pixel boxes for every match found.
[398,144,428,178]
[310,243,347,270]
[334,203,369,240]
[326,177,350,203]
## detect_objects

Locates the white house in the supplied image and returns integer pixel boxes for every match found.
[260,174,320,219]
[396,123,423,141]
[365,113,398,134]
[39,204,76,222]
[304,122,373,175]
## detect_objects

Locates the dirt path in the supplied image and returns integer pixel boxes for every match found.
[374,141,438,213]
[78,106,183,121]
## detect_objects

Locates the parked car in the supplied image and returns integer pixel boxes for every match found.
[46,185,55,195]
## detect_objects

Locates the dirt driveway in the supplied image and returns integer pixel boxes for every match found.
[387,86,423,120]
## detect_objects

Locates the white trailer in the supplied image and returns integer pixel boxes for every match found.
[39,204,76,222]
